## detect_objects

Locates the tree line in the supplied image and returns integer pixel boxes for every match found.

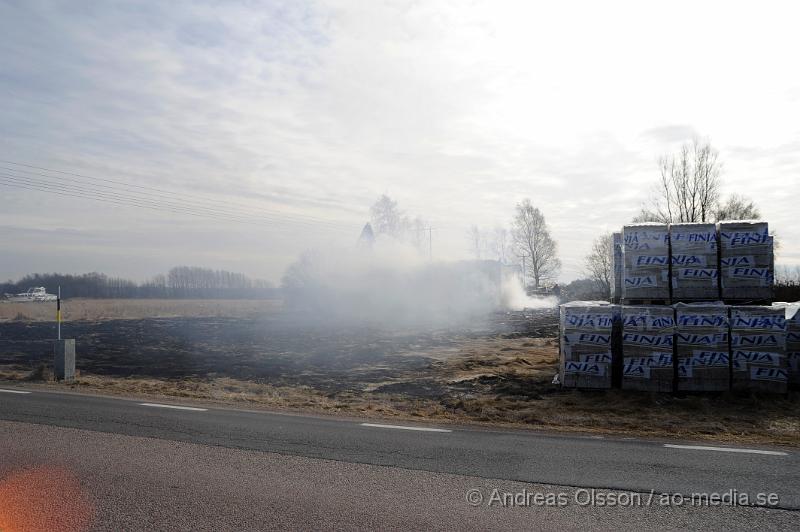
[1,267,276,300]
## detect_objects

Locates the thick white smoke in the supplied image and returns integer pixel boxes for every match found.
[281,240,555,327]
[500,275,559,310]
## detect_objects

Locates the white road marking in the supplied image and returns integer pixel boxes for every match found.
[139,403,208,412]
[664,444,787,456]
[360,423,451,433]
[0,389,31,394]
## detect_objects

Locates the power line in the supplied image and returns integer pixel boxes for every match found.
[0,178,354,237]
[0,159,357,229]
[0,176,272,227]
[0,170,346,230]
[0,164,352,229]
[0,172,357,234]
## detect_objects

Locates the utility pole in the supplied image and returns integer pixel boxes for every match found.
[57,285,61,340]
[427,226,433,261]
[54,284,75,383]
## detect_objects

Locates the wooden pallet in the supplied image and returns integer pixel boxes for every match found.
[670,297,722,304]
[620,299,671,306]
[722,299,774,306]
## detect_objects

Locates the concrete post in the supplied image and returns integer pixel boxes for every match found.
[54,339,76,382]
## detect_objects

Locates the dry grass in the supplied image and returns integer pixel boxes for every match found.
[3,335,798,447]
[0,298,282,322]
[2,302,796,445]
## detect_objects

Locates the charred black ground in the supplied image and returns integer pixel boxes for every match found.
[0,309,558,393]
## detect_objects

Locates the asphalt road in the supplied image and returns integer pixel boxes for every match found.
[1,386,798,530]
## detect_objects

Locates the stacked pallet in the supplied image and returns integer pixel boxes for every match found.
[621,306,675,392]
[675,304,730,391]
[719,221,774,301]
[730,306,787,393]
[559,302,618,389]
[559,219,792,394]
[622,224,670,302]
[670,223,719,301]
[611,232,623,303]
[776,303,800,387]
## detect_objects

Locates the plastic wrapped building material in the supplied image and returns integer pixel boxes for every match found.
[674,303,729,392]
[559,301,619,389]
[621,306,675,392]
[670,223,719,302]
[730,306,787,393]
[719,221,774,301]
[774,302,800,387]
[611,232,623,303]
[622,224,670,302]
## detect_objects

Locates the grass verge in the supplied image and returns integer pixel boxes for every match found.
[2,337,798,447]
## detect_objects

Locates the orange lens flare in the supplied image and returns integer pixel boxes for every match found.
[0,466,94,532]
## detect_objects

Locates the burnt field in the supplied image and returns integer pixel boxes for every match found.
[1,302,798,446]
[0,309,558,394]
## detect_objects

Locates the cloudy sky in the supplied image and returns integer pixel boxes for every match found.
[1,0,799,283]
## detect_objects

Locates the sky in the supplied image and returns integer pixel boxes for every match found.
[1,0,799,284]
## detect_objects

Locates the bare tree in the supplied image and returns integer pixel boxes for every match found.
[467,225,483,259]
[281,250,322,294]
[714,193,761,221]
[466,226,511,263]
[407,216,427,252]
[775,265,800,301]
[370,195,403,237]
[369,195,429,253]
[511,199,560,288]
[635,139,769,227]
[638,139,722,223]
[776,265,800,284]
[584,233,613,299]
[489,227,511,264]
